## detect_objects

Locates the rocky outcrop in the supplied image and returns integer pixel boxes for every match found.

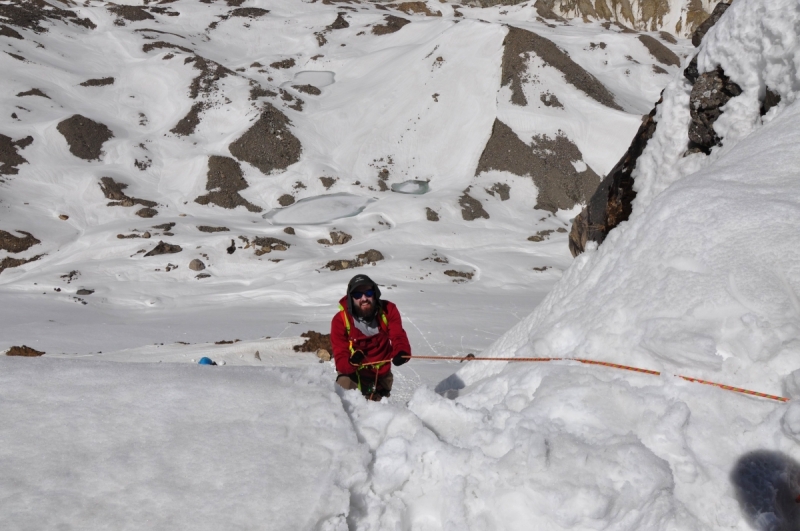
[502,26,621,110]
[56,115,114,161]
[0,135,32,175]
[476,119,600,213]
[568,105,657,256]
[522,0,726,37]
[195,156,263,213]
[568,1,739,256]
[229,104,301,175]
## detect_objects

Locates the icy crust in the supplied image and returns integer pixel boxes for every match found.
[0,357,368,531]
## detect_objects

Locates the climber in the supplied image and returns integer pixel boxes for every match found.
[330,274,411,401]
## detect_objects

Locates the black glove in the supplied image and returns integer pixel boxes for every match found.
[392,352,410,366]
[350,350,365,366]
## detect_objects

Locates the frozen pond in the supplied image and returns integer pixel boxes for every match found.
[262,193,375,225]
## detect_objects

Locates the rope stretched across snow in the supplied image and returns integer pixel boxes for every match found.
[402,355,790,403]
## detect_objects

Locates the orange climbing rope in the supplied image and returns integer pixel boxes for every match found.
[401,354,790,403]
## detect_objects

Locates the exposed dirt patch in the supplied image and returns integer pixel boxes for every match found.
[278,194,295,206]
[485,183,510,201]
[316,11,349,46]
[144,241,182,257]
[0,24,23,39]
[652,64,668,75]
[0,134,32,175]
[17,88,49,98]
[99,177,157,208]
[0,0,96,32]
[444,270,473,282]
[142,41,193,54]
[397,2,441,16]
[0,254,43,275]
[186,55,234,100]
[293,331,332,353]
[528,229,554,242]
[476,119,599,212]
[252,237,290,256]
[637,34,679,67]
[197,225,229,233]
[540,91,563,108]
[372,15,410,35]
[108,4,155,24]
[229,103,302,175]
[57,115,114,161]
[659,31,677,44]
[502,26,621,110]
[318,231,352,246]
[426,207,439,221]
[195,155,263,213]
[76,288,94,296]
[325,249,384,271]
[171,102,207,136]
[293,84,321,96]
[6,345,45,357]
[283,227,296,235]
[230,7,270,17]
[249,84,276,101]
[270,58,296,69]
[80,77,115,87]
[459,192,489,221]
[0,230,40,253]
[320,176,337,189]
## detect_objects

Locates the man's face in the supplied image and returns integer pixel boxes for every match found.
[351,285,375,317]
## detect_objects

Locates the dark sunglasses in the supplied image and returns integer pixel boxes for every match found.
[351,289,375,299]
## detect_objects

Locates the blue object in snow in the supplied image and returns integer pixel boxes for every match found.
[198,357,217,365]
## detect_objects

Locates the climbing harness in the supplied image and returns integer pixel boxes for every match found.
[400,354,790,403]
[339,304,391,398]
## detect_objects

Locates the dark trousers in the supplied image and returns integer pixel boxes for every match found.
[336,371,393,399]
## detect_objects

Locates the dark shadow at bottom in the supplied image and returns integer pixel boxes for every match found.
[732,450,800,531]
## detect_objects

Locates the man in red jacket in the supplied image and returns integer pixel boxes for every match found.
[330,274,411,400]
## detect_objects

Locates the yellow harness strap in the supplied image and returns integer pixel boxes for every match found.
[338,304,390,392]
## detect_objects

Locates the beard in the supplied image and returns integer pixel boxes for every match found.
[353,297,375,319]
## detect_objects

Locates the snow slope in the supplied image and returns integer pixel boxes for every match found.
[5,1,797,530]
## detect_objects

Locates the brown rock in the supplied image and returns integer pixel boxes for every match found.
[57,115,113,161]
[278,194,295,206]
[189,259,206,271]
[692,2,730,47]
[80,77,114,87]
[0,254,43,275]
[0,230,40,253]
[372,15,410,35]
[144,241,182,257]
[136,207,158,218]
[324,249,384,271]
[687,66,742,154]
[293,331,332,353]
[6,345,44,357]
[197,225,230,233]
[426,208,439,222]
[459,192,489,221]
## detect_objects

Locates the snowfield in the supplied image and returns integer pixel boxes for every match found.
[3,0,800,530]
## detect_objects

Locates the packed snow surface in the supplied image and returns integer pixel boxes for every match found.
[2,0,799,530]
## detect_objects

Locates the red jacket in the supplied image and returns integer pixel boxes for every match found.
[330,296,411,377]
